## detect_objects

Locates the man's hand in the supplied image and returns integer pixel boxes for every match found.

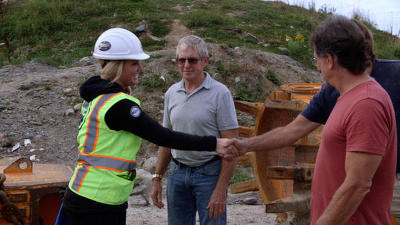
[222,138,247,156]
[151,178,164,208]
[216,138,239,160]
[207,188,226,219]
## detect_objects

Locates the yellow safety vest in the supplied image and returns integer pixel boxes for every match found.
[69,92,141,205]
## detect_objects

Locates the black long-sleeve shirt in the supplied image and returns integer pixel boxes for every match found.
[80,76,216,151]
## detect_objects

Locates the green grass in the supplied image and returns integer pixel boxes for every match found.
[234,78,264,102]
[229,171,253,185]
[0,0,399,67]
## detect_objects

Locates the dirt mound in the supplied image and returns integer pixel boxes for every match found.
[0,21,322,225]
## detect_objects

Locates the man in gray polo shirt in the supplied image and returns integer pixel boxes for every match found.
[151,35,238,225]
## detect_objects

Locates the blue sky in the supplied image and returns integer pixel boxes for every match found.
[265,0,400,36]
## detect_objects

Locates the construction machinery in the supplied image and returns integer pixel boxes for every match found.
[232,82,400,225]
[232,83,326,224]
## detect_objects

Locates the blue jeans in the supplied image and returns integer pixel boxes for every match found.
[167,159,226,225]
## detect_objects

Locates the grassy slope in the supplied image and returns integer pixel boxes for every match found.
[0,0,399,67]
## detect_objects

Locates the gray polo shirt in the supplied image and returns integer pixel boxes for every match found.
[163,72,238,166]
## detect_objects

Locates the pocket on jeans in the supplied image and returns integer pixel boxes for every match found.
[169,162,178,176]
[199,160,221,176]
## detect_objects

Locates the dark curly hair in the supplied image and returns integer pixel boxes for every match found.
[311,15,375,74]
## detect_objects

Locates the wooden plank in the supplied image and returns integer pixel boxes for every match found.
[238,126,254,137]
[236,152,254,165]
[267,90,290,101]
[229,179,259,194]
[267,165,314,182]
[234,101,264,115]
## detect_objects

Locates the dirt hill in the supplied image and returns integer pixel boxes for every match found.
[0,20,322,167]
[0,20,322,225]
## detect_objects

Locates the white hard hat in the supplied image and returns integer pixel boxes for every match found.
[93,28,150,60]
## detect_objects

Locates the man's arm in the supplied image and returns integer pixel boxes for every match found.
[315,152,382,225]
[207,128,238,219]
[231,114,320,155]
[150,146,172,208]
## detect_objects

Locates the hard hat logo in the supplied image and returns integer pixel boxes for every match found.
[99,41,111,51]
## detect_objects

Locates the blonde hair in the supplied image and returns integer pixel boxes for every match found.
[98,59,124,83]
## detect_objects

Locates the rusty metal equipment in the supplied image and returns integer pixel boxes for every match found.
[232,83,400,225]
[232,83,323,224]
[0,157,72,225]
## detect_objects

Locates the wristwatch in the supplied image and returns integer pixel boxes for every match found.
[152,173,162,180]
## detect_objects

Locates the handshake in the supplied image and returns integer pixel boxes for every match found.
[216,138,247,160]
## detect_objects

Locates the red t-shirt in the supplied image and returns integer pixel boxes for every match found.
[311,80,397,225]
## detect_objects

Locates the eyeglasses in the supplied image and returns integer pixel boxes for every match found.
[311,57,318,65]
[177,58,200,65]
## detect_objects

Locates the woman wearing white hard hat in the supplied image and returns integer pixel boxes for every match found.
[61,28,233,225]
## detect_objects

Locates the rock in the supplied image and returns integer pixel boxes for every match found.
[131,169,152,206]
[0,133,14,147]
[18,81,38,90]
[24,139,31,146]
[243,197,258,205]
[29,155,36,161]
[74,103,82,111]
[11,142,20,152]
[65,108,75,116]
[63,88,74,96]
[147,33,162,41]
[0,104,5,111]
[136,24,147,33]
[235,77,240,83]
[141,156,158,174]
[74,56,96,66]
[34,135,42,141]
[263,43,270,47]
[278,47,288,52]
[160,75,166,82]
[29,149,35,152]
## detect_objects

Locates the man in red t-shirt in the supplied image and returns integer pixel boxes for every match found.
[308,16,397,225]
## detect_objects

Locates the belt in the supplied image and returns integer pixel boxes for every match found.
[172,155,221,168]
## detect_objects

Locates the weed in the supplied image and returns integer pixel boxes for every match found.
[141,37,166,51]
[0,102,14,110]
[69,97,82,106]
[185,9,231,28]
[148,20,170,37]
[42,82,53,90]
[214,60,241,79]
[167,70,180,80]
[229,171,253,185]
[150,54,163,59]
[234,80,264,102]
[143,74,165,91]
[266,69,282,86]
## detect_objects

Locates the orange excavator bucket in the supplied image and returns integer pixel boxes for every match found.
[233,83,398,224]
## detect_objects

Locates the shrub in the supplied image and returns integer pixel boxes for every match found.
[266,69,282,86]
